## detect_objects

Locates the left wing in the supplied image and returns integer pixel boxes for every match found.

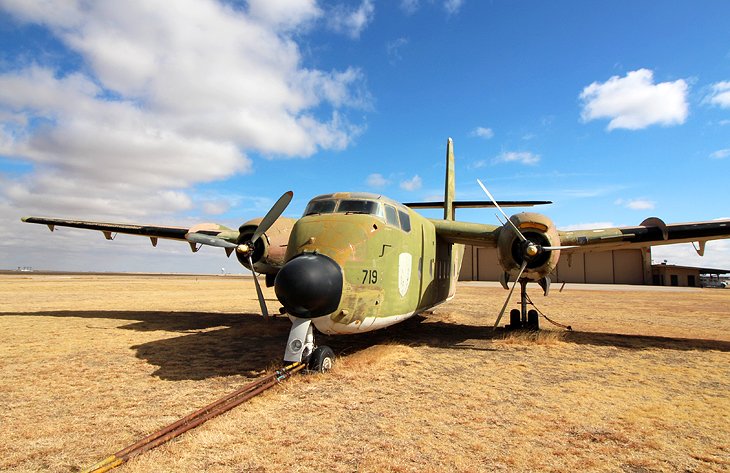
[431,217,730,254]
[558,218,730,254]
[21,216,239,254]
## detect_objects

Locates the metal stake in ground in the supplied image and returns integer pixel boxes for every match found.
[81,362,305,473]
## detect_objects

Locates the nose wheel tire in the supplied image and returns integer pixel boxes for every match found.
[307,346,335,373]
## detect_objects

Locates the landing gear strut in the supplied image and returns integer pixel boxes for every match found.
[283,318,335,373]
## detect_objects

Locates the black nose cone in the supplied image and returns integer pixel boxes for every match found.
[274,253,343,318]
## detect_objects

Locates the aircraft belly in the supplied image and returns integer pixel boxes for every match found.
[313,311,417,335]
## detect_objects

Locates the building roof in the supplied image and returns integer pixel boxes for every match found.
[652,263,730,275]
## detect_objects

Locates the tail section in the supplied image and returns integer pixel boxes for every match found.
[444,137,455,221]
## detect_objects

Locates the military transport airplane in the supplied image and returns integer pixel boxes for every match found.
[22,139,730,372]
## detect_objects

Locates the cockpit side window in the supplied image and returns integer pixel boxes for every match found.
[338,200,380,216]
[384,204,399,227]
[398,209,411,232]
[304,199,336,216]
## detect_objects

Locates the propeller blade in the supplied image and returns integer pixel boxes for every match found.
[249,255,269,319]
[251,191,293,244]
[493,260,528,328]
[185,233,239,249]
[542,245,579,251]
[477,179,526,242]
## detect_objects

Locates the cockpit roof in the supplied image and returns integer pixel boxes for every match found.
[308,192,406,210]
[303,192,413,232]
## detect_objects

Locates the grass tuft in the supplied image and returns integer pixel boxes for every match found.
[497,328,568,345]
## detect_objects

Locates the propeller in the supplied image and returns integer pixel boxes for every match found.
[477,179,577,260]
[477,179,527,243]
[185,191,294,319]
[248,254,268,318]
[236,191,293,319]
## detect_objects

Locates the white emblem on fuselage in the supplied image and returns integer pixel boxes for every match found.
[398,253,412,297]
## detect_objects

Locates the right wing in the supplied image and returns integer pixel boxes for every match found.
[21,216,238,254]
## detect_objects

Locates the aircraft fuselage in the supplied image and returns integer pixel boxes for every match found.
[274,192,464,334]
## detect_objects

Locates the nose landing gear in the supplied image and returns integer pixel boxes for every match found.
[283,318,335,373]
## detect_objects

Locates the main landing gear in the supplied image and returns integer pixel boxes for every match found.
[498,275,552,331]
[283,318,335,373]
[505,279,540,330]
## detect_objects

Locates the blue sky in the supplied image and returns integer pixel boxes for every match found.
[1,0,729,273]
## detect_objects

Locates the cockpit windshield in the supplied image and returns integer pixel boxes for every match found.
[338,200,380,215]
[303,198,382,217]
[304,199,336,216]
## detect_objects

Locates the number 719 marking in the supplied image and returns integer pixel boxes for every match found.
[362,269,378,284]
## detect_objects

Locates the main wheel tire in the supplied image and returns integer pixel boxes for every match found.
[527,309,539,330]
[508,309,521,329]
[308,346,335,373]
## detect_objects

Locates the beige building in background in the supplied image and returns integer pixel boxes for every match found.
[459,245,730,287]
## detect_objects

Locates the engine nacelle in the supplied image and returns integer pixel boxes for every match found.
[497,212,561,281]
[236,217,296,275]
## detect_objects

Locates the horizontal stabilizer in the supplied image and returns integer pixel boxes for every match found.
[404,200,552,209]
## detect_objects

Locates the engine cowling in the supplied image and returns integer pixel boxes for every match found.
[497,212,561,281]
[236,217,296,275]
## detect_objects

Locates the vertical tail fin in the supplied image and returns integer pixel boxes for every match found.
[444,137,455,221]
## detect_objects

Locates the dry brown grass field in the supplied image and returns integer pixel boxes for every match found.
[1,274,729,472]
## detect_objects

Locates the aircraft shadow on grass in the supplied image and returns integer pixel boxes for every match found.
[2,309,729,380]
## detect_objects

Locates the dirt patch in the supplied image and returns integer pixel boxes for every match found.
[1,275,729,472]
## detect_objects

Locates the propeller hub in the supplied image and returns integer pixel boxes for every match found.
[274,253,343,318]
[525,244,539,257]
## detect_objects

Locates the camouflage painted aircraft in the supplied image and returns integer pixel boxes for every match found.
[22,139,730,372]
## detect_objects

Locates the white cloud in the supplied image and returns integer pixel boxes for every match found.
[627,200,655,210]
[707,81,730,108]
[400,175,422,191]
[467,159,488,170]
[444,0,464,15]
[471,126,494,139]
[327,0,375,39]
[580,69,689,130]
[366,173,390,188]
[399,0,463,15]
[0,0,369,220]
[710,149,730,159]
[201,200,230,216]
[615,198,655,211]
[493,151,540,165]
[246,0,321,31]
[400,0,420,14]
[387,37,409,65]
